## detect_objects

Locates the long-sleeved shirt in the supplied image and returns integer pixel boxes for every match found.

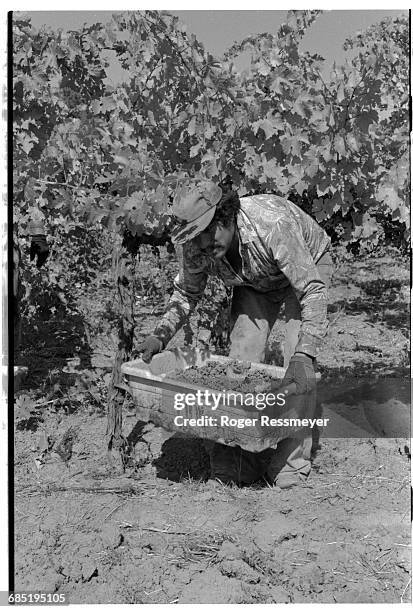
[154,194,331,358]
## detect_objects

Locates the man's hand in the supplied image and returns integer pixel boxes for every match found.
[30,235,49,268]
[282,353,316,395]
[136,336,163,363]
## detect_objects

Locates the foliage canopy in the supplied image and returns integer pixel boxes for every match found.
[13,10,410,251]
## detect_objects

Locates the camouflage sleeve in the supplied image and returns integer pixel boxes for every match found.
[266,218,328,358]
[153,243,209,348]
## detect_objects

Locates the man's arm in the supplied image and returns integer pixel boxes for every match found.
[266,217,328,359]
[152,242,209,348]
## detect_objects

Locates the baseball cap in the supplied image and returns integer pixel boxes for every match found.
[170,181,222,245]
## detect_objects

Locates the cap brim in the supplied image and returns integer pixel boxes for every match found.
[171,206,216,245]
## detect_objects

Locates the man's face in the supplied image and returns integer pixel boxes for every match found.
[193,219,235,261]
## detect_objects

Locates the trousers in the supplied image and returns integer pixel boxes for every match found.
[208,251,333,486]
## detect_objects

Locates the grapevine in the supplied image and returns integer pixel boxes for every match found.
[13,10,409,468]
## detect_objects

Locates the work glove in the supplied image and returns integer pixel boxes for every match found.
[281,353,316,395]
[136,335,163,363]
[30,235,50,268]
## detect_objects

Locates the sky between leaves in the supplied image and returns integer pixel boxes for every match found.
[26,9,407,81]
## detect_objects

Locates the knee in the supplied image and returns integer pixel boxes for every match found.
[229,341,266,363]
[229,316,269,363]
[284,319,301,347]
[285,318,301,331]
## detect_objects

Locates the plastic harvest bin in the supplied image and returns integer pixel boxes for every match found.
[121,347,316,454]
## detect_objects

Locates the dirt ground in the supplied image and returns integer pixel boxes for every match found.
[14,251,411,604]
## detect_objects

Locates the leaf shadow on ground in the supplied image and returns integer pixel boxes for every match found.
[329,277,409,331]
